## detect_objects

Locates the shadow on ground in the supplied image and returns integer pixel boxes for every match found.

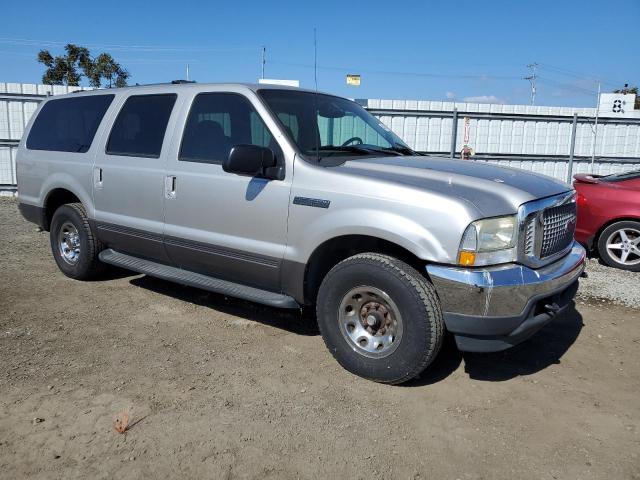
[409,303,584,386]
[129,274,584,384]
[130,275,319,336]
[89,265,139,282]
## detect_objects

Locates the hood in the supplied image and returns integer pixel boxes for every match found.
[336,156,572,217]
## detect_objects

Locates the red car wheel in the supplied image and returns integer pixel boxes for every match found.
[597,220,640,272]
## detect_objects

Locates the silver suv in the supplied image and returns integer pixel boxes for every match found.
[17,83,586,384]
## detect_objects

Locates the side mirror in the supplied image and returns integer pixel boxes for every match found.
[223,145,283,180]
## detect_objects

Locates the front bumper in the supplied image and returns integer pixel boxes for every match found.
[426,242,586,352]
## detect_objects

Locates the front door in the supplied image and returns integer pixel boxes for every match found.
[162,90,292,291]
[93,93,179,262]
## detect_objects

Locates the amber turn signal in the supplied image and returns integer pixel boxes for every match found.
[458,251,476,266]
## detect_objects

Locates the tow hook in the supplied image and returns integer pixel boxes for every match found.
[544,302,561,314]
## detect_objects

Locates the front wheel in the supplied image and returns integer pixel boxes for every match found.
[597,220,640,271]
[316,253,444,384]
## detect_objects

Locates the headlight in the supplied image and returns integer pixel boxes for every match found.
[458,215,518,266]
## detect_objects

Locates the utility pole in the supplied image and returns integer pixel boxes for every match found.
[525,63,538,106]
[591,81,601,166]
[261,46,266,79]
[186,64,190,82]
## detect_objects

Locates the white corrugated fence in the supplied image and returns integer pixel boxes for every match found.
[1,82,639,187]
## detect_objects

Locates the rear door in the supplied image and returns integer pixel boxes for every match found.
[93,92,179,262]
[162,89,292,291]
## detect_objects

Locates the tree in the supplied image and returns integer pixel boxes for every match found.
[613,85,640,109]
[37,44,129,88]
[37,44,88,86]
[83,53,129,88]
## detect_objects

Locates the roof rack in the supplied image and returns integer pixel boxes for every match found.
[171,80,196,84]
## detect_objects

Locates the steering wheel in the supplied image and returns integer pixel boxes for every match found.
[341,136,363,146]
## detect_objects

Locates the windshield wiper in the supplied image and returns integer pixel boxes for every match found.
[308,144,418,161]
[325,145,410,155]
[316,145,373,153]
[382,144,418,156]
[308,145,383,158]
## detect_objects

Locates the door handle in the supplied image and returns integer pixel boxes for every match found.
[93,167,103,189]
[165,175,177,199]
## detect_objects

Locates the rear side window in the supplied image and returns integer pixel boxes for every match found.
[26,95,114,153]
[106,94,177,158]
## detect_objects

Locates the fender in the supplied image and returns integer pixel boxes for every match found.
[40,170,95,219]
[281,206,469,304]
[285,207,452,264]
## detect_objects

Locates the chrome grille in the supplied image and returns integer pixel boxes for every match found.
[540,203,577,258]
[520,192,577,267]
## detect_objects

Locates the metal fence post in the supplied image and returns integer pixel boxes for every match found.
[566,113,578,183]
[450,108,458,158]
[11,149,16,186]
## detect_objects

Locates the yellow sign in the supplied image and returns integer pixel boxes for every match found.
[346,74,361,86]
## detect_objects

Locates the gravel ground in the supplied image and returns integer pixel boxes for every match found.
[1,197,639,480]
[578,258,640,308]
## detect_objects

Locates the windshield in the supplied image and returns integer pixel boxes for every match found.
[258,89,412,162]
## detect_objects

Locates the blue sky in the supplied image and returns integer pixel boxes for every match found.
[2,0,639,106]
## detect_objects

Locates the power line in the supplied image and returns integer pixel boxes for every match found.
[0,37,256,53]
[537,76,599,96]
[537,62,625,89]
[524,63,538,105]
[269,59,524,80]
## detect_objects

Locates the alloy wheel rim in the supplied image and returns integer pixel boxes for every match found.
[605,227,640,266]
[337,286,403,358]
[58,221,81,265]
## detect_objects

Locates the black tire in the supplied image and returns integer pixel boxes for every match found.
[597,220,640,272]
[49,203,106,280]
[316,253,444,384]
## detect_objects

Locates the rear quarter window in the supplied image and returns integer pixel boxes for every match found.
[106,94,177,158]
[26,95,114,153]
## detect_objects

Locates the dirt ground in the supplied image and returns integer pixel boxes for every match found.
[1,197,639,480]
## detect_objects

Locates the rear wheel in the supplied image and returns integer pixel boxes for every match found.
[316,253,444,384]
[49,203,106,280]
[597,220,640,271]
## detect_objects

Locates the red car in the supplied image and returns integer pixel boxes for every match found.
[573,170,640,271]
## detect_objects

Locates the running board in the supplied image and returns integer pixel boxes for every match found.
[99,249,299,309]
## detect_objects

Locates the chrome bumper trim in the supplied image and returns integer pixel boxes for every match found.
[426,242,586,318]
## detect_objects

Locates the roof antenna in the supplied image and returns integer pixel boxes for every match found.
[313,28,318,92]
[313,27,320,163]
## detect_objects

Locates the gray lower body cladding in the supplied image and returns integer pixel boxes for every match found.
[94,221,284,293]
[18,202,46,230]
[426,242,586,352]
